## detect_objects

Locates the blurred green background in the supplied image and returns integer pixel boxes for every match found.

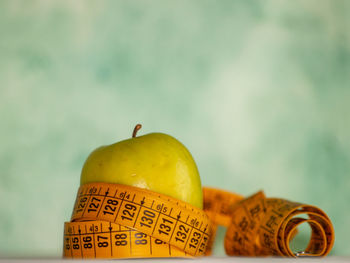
[0,0,349,257]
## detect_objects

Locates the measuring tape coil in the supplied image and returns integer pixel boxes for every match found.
[63,183,334,258]
[203,189,335,257]
[63,182,212,259]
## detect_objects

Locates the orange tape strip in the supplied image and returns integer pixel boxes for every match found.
[63,182,212,259]
[203,189,335,257]
[63,184,334,258]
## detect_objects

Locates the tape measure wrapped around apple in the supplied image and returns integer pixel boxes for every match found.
[63,124,334,259]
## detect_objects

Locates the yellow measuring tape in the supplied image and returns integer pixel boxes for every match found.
[63,182,211,258]
[63,183,334,259]
[203,188,335,257]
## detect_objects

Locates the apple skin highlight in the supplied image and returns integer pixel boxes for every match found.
[80,127,203,209]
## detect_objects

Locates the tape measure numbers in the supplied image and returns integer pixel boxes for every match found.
[203,189,334,257]
[63,183,334,258]
[63,221,187,258]
[63,183,212,259]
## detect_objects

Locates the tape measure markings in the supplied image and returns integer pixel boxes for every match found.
[64,220,190,259]
[75,185,206,216]
[68,183,211,257]
[75,190,207,224]
[259,202,333,257]
[220,191,335,257]
[73,186,210,235]
[65,183,334,258]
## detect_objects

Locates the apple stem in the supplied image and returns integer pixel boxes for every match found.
[132,124,142,138]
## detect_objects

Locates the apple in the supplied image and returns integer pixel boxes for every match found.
[80,124,203,209]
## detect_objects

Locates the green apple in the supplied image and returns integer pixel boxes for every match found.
[80,124,203,209]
